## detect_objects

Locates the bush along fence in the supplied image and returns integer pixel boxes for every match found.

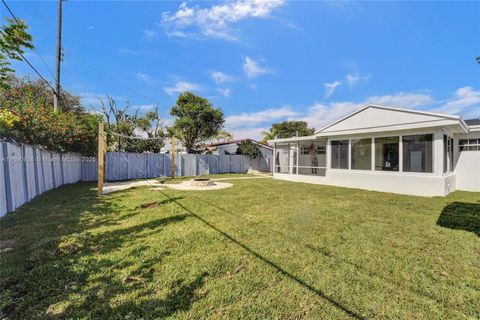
[1,141,82,217]
[81,152,272,181]
[1,143,272,216]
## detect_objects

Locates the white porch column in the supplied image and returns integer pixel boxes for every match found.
[434,130,444,176]
[326,138,331,169]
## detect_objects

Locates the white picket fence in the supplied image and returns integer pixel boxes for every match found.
[1,142,272,217]
[1,141,82,217]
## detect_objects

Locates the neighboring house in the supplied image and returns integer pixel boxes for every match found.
[205,139,272,156]
[269,104,480,196]
[204,139,273,171]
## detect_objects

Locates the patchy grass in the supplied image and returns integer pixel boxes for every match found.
[0,176,479,319]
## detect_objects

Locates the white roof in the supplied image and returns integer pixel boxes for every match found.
[269,104,469,143]
[314,104,469,136]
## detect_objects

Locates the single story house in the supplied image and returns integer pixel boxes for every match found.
[269,104,480,196]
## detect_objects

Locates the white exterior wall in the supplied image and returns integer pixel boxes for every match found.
[453,131,480,192]
[274,128,456,197]
[274,172,453,197]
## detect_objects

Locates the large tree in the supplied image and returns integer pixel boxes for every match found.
[0,18,33,89]
[261,120,315,142]
[169,92,224,153]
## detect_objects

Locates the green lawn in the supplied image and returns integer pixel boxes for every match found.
[1,175,479,319]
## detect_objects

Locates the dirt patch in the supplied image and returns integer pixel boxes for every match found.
[140,202,158,209]
[0,239,18,252]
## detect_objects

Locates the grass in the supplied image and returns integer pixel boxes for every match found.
[0,175,479,319]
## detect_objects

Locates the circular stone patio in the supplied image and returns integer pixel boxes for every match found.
[163,180,233,191]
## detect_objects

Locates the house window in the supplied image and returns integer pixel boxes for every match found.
[351,138,371,170]
[331,140,349,169]
[403,134,433,173]
[375,136,399,171]
[459,139,480,151]
[444,135,454,173]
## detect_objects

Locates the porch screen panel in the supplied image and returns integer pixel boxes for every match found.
[274,144,289,173]
[298,141,326,176]
[331,140,349,169]
[351,138,371,170]
[402,134,433,173]
[375,137,399,171]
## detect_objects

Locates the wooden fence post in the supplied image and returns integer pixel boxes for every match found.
[171,137,175,179]
[97,122,106,195]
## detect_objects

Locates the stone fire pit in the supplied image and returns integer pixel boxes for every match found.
[189,178,215,187]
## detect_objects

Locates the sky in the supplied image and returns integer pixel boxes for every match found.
[2,0,480,140]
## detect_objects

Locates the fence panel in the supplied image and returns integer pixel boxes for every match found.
[198,155,210,175]
[1,142,82,217]
[0,143,7,215]
[23,145,37,201]
[4,143,26,211]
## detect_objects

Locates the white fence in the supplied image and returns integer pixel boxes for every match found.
[1,144,272,216]
[81,152,272,181]
[1,141,82,217]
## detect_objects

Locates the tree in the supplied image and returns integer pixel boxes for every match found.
[169,92,224,153]
[0,76,100,155]
[213,130,233,143]
[1,75,82,112]
[0,18,34,89]
[261,120,315,143]
[99,96,165,153]
[236,140,262,159]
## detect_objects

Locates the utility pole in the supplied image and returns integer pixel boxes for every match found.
[53,0,63,112]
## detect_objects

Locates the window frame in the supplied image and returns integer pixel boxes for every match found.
[402,133,433,173]
[374,136,400,172]
[459,138,480,151]
[330,140,349,170]
[350,138,372,171]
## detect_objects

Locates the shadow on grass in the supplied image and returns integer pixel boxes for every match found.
[437,201,480,237]
[0,183,200,319]
[158,190,365,320]
[184,191,468,312]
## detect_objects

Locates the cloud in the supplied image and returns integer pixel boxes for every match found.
[86,25,94,30]
[431,86,480,118]
[219,87,480,141]
[118,48,137,55]
[229,127,268,140]
[346,72,371,88]
[161,0,285,40]
[79,92,127,110]
[216,88,231,97]
[225,106,298,128]
[366,92,435,108]
[135,72,158,86]
[249,84,258,91]
[163,81,201,96]
[210,71,236,84]
[143,29,158,40]
[243,56,271,78]
[324,81,341,98]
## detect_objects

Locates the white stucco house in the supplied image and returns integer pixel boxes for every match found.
[270,105,480,196]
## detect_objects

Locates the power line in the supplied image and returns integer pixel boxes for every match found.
[1,0,58,95]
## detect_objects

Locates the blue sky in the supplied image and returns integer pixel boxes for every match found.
[3,0,480,139]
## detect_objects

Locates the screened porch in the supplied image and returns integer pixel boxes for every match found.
[273,138,327,176]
